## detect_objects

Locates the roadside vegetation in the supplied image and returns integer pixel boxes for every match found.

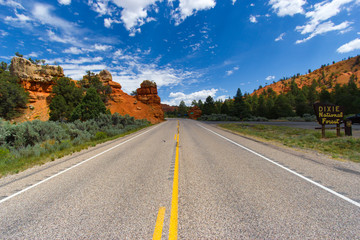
[165,56,360,121]
[0,114,150,177]
[219,123,360,162]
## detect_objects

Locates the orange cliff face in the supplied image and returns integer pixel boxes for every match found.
[10,57,164,124]
[100,73,164,124]
[10,57,64,121]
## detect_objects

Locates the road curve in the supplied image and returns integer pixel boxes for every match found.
[0,119,359,239]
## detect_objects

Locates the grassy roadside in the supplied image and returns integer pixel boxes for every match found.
[0,125,150,178]
[218,123,360,163]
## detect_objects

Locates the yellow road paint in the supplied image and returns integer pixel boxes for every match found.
[174,134,177,140]
[169,127,179,240]
[153,207,166,240]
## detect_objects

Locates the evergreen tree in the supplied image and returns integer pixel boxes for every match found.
[319,89,332,104]
[80,71,111,103]
[202,96,216,115]
[178,100,188,117]
[256,94,267,117]
[232,88,251,119]
[71,87,107,121]
[49,77,83,121]
[273,94,294,118]
[0,71,28,119]
[220,100,230,115]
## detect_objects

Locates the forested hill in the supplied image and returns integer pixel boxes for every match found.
[252,55,360,96]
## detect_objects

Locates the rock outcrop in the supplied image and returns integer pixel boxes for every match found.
[188,106,202,120]
[11,57,164,124]
[10,57,64,121]
[136,80,161,105]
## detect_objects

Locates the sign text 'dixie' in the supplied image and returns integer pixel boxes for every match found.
[313,103,344,125]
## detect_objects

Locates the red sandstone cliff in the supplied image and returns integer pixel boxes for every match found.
[10,57,164,124]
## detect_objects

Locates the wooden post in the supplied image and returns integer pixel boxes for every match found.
[322,124,325,138]
[336,124,340,137]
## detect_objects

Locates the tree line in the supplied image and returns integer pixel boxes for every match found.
[172,75,360,120]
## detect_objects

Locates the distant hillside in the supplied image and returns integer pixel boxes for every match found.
[252,55,360,96]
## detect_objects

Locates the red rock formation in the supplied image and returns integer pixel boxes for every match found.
[136,80,161,105]
[10,58,164,124]
[10,57,64,121]
[188,106,202,120]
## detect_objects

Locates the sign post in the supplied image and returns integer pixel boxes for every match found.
[313,103,344,138]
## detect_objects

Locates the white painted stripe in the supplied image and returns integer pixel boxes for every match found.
[197,123,360,208]
[0,124,161,204]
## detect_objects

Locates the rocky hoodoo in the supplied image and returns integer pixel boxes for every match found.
[104,78,164,124]
[10,57,164,124]
[188,106,202,120]
[10,57,64,121]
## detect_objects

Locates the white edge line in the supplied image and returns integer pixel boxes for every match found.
[197,123,360,208]
[0,124,161,205]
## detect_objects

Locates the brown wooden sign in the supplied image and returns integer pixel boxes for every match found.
[313,103,344,125]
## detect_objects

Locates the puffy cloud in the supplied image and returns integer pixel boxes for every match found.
[31,3,79,35]
[226,66,239,76]
[172,0,216,25]
[232,0,236,5]
[111,0,158,35]
[88,0,113,16]
[337,38,360,53]
[275,32,285,41]
[94,44,112,51]
[0,0,24,9]
[296,20,352,44]
[164,88,218,105]
[295,0,354,43]
[0,30,8,37]
[58,0,71,5]
[269,0,306,17]
[249,15,257,23]
[63,47,83,54]
[266,75,276,81]
[5,12,31,22]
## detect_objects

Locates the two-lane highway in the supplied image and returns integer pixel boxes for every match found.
[0,119,359,239]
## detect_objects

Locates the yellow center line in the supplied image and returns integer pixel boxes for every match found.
[169,121,180,240]
[153,207,166,240]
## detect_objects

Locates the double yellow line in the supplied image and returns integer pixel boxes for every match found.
[153,120,180,240]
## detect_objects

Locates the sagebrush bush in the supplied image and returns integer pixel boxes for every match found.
[0,113,150,167]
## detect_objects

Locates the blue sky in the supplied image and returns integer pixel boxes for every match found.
[1,0,360,105]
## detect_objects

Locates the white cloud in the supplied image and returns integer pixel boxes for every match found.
[47,30,78,44]
[0,0,24,9]
[62,64,107,80]
[110,0,158,35]
[88,0,113,16]
[232,0,236,5]
[337,38,360,53]
[104,18,121,28]
[63,47,83,54]
[172,0,216,25]
[266,75,276,81]
[295,0,355,43]
[250,3,255,7]
[226,66,239,76]
[32,3,77,33]
[94,44,112,51]
[269,0,306,17]
[275,32,285,41]
[58,0,71,5]
[249,15,257,23]
[25,52,39,58]
[0,30,9,37]
[5,12,31,22]
[296,20,352,44]
[164,88,218,105]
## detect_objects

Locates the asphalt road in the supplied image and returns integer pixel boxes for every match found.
[0,119,359,239]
